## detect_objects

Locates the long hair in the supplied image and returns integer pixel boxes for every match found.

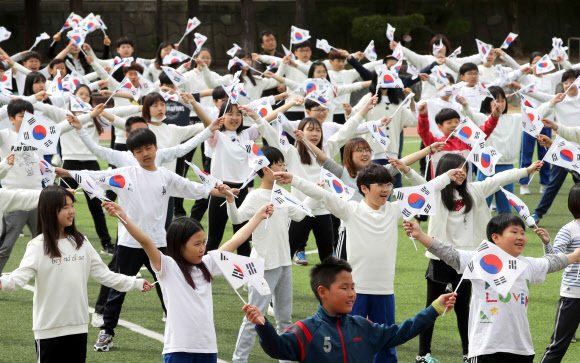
[218,102,244,134]
[142,92,166,122]
[297,117,323,165]
[73,85,103,134]
[36,186,85,258]
[435,153,473,213]
[368,71,403,104]
[154,41,175,68]
[307,61,331,82]
[166,217,212,290]
[66,52,91,74]
[429,34,451,57]
[343,137,371,178]
[479,86,508,115]
[232,49,257,86]
[23,71,46,96]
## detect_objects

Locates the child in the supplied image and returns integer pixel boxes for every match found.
[455,62,485,111]
[404,214,580,362]
[540,183,580,362]
[101,200,272,363]
[446,48,520,85]
[0,186,151,363]
[227,146,307,363]
[416,154,542,362]
[149,41,174,82]
[273,164,462,362]
[86,37,154,82]
[245,257,457,362]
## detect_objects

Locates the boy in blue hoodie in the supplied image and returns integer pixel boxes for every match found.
[244,257,457,362]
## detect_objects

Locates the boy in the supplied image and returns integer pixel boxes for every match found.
[57,127,231,352]
[245,257,457,362]
[87,37,154,82]
[273,164,463,361]
[403,214,580,362]
[456,62,485,110]
[228,146,306,363]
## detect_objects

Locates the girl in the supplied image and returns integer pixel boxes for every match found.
[461,86,522,214]
[389,34,480,101]
[0,186,150,363]
[416,154,542,363]
[23,71,65,107]
[180,48,220,110]
[149,41,175,82]
[540,183,580,362]
[50,35,109,76]
[205,103,261,256]
[101,201,272,363]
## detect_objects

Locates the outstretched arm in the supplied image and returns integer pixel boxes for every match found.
[219,205,273,252]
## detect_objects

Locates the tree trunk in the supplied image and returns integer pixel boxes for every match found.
[507,0,523,57]
[187,0,200,56]
[24,0,41,49]
[240,0,255,52]
[155,0,163,47]
[69,0,82,14]
[295,0,310,28]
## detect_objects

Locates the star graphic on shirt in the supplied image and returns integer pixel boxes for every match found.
[489,307,498,315]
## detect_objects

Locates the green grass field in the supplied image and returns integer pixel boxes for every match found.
[0,136,578,362]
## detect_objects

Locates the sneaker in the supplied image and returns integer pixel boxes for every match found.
[136,272,142,278]
[94,330,113,352]
[51,154,62,167]
[293,251,308,266]
[463,355,469,363]
[520,185,531,195]
[91,313,104,328]
[267,304,275,317]
[532,213,541,226]
[490,203,497,212]
[100,244,115,256]
[572,334,577,343]
[415,353,438,363]
[162,312,167,322]
[539,184,547,194]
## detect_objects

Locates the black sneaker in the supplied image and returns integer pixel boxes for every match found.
[101,244,115,256]
[94,330,113,352]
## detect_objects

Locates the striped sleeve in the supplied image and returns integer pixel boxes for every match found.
[553,225,573,254]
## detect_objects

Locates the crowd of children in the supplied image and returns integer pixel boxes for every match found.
[1,11,580,363]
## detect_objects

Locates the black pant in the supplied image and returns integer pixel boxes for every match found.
[105,143,128,202]
[60,160,111,247]
[289,214,333,262]
[190,156,212,222]
[205,183,250,256]
[174,147,197,217]
[102,245,167,336]
[419,276,471,356]
[36,333,87,363]
[468,352,534,363]
[541,296,580,362]
[332,113,346,124]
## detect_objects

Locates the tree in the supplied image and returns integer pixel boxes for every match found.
[24,0,41,48]
[506,0,523,57]
[295,0,311,29]
[240,0,255,52]
[187,0,200,56]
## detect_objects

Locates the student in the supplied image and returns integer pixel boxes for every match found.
[149,41,174,82]
[461,86,523,214]
[446,48,520,85]
[228,146,307,363]
[179,48,221,111]
[0,50,68,95]
[246,257,457,362]
[346,54,438,86]
[0,186,151,363]
[404,214,580,362]
[101,200,272,363]
[455,62,485,111]
[540,184,580,362]
[22,71,65,107]
[416,154,542,362]
[49,35,106,76]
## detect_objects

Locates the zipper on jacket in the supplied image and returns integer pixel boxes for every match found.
[336,318,347,363]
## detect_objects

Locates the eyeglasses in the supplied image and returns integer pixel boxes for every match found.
[311,108,329,113]
[464,71,480,76]
[296,49,311,53]
[354,148,372,154]
[370,182,393,189]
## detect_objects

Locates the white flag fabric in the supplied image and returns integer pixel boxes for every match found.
[18,112,61,154]
[271,182,313,216]
[376,67,404,89]
[365,121,390,152]
[321,168,355,200]
[264,59,279,71]
[95,15,108,32]
[226,43,242,58]
[448,46,462,58]
[242,141,270,172]
[0,69,12,90]
[295,78,335,97]
[431,66,450,86]
[469,144,502,176]
[432,39,443,56]
[192,33,208,57]
[275,116,292,152]
[138,73,155,96]
[48,69,66,98]
[476,39,493,62]
[393,182,436,221]
[118,78,140,102]
[208,250,271,295]
[392,42,404,60]
[406,62,419,80]
[228,57,250,70]
[462,240,528,296]
[475,82,494,99]
[185,17,201,36]
[69,170,106,200]
[159,89,180,102]
[290,25,310,44]
[305,91,335,111]
[240,169,259,190]
[364,40,377,61]
[565,75,580,93]
[68,93,92,113]
[316,39,333,53]
[543,136,580,171]
[549,37,568,61]
[514,92,535,108]
[451,117,487,148]
[499,187,536,227]
[521,105,543,137]
[80,13,102,33]
[386,24,396,41]
[95,173,134,191]
[185,160,222,188]
[500,32,518,49]
[38,159,56,187]
[29,32,50,51]
[61,13,83,31]
[110,56,134,76]
[0,27,11,42]
[67,27,88,47]
[535,54,555,75]
[161,66,187,86]
[249,96,273,118]
[282,44,296,60]
[390,58,403,75]
[163,49,190,65]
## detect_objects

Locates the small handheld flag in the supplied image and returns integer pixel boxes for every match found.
[543,136,580,171]
[535,54,555,75]
[282,44,296,60]
[161,66,187,87]
[392,42,404,60]
[432,39,443,56]
[95,174,134,191]
[521,105,543,137]
[499,187,536,227]
[177,17,201,45]
[0,69,12,90]
[226,43,242,58]
[468,144,502,176]
[365,121,390,152]
[191,33,208,59]
[500,32,518,49]
[29,32,50,51]
[316,39,335,54]
[448,46,461,58]
[476,39,493,62]
[394,182,436,221]
[376,66,404,89]
[68,93,92,113]
[67,27,88,49]
[17,112,61,154]
[271,182,313,216]
[163,49,190,65]
[549,37,568,61]
[274,114,292,152]
[290,25,311,44]
[364,40,377,61]
[451,117,487,148]
[321,168,355,200]
[243,141,271,172]
[386,24,396,41]
[38,159,56,187]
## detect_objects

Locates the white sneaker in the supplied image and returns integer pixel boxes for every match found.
[162,312,167,322]
[490,203,497,212]
[136,272,142,278]
[520,185,531,195]
[267,304,275,317]
[91,313,104,328]
[539,184,546,194]
[51,154,62,167]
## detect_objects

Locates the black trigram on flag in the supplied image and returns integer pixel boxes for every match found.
[232,265,244,279]
[246,262,257,275]
[477,243,490,252]
[73,174,83,184]
[467,261,474,273]
[494,276,507,286]
[508,260,516,269]
[27,117,35,126]
[220,253,228,261]
[420,186,430,195]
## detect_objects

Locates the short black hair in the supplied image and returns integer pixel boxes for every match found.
[293,40,311,50]
[480,86,508,115]
[435,108,461,125]
[7,99,34,118]
[445,73,455,84]
[459,62,478,76]
[562,69,580,84]
[212,86,227,101]
[356,164,394,195]
[158,71,172,86]
[48,58,66,70]
[256,146,284,178]
[126,128,157,152]
[383,55,398,64]
[568,183,580,219]
[116,36,134,48]
[486,214,525,242]
[310,257,352,303]
[125,116,148,133]
[0,62,5,71]
[529,51,543,66]
[22,51,41,63]
[260,30,274,43]
[304,99,320,111]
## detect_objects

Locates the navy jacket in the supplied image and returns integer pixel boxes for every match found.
[256,304,439,362]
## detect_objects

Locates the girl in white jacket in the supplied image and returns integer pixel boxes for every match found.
[0,186,150,363]
[417,153,542,362]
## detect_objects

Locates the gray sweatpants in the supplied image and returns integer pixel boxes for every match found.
[0,209,38,274]
[232,265,293,363]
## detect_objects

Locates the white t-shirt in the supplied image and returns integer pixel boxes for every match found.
[445,190,474,250]
[152,253,222,354]
[208,127,261,183]
[456,249,549,357]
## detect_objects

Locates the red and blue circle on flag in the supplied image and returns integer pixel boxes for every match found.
[32,125,47,140]
[408,193,426,209]
[109,175,126,188]
[560,149,574,162]
[458,126,472,139]
[479,254,503,274]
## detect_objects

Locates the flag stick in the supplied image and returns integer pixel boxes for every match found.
[265,181,276,229]
[60,178,74,190]
[50,40,56,47]
[528,171,537,185]
[151,281,159,285]
[79,47,88,57]
[234,288,265,325]
[409,236,418,251]
[442,276,463,317]
[248,66,264,75]
[424,155,431,179]
[176,32,187,46]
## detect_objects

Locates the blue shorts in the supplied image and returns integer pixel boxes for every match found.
[163,352,217,363]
